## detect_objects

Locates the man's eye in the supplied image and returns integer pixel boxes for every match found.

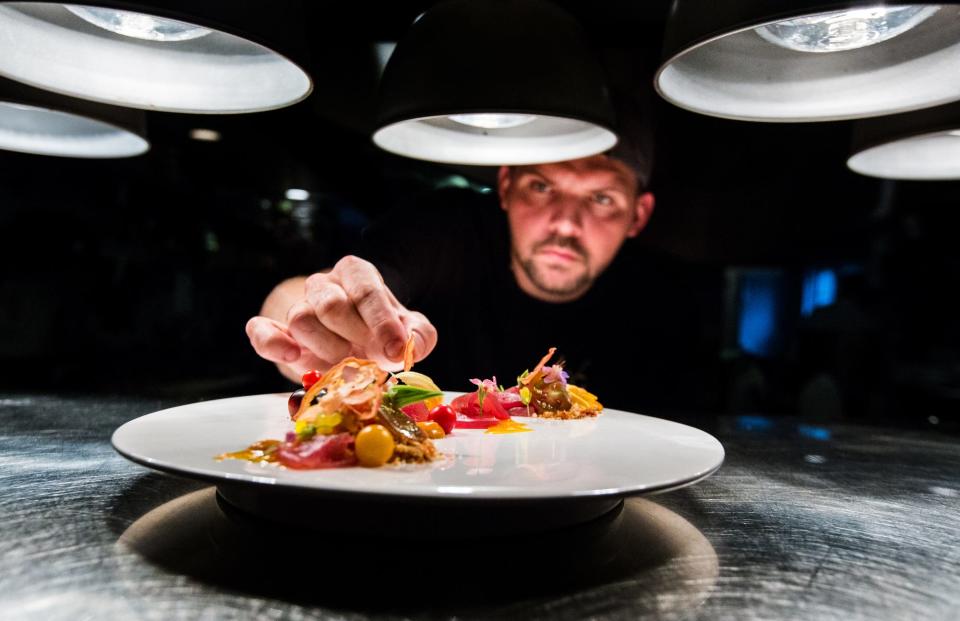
[531,181,549,192]
[594,193,612,205]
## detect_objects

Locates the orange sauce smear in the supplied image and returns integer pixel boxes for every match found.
[216,439,281,463]
[485,418,532,434]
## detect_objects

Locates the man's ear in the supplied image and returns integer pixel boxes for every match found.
[496,166,511,211]
[627,191,655,237]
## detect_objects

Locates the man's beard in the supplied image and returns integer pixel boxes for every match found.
[515,235,592,298]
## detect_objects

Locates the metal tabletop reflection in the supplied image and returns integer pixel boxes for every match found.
[1,394,957,620]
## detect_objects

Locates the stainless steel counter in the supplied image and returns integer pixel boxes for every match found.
[1,393,957,620]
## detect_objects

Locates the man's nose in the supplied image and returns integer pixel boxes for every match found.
[548,195,583,236]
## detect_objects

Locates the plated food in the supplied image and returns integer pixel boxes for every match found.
[219,346,603,470]
[450,347,603,425]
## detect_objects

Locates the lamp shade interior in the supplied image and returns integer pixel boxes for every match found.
[374,0,616,165]
[0,2,312,113]
[848,130,960,179]
[0,101,148,157]
[373,114,617,166]
[656,3,960,122]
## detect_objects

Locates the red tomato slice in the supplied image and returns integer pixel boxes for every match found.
[453,390,512,420]
[277,433,357,469]
[454,417,500,429]
[451,392,482,418]
[482,393,510,420]
[400,402,431,422]
[494,388,524,411]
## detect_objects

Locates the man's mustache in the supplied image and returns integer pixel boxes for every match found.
[533,235,588,261]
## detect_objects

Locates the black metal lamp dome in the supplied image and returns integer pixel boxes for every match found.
[656,1,960,122]
[0,75,147,157]
[848,101,960,179]
[373,0,617,165]
[0,1,312,113]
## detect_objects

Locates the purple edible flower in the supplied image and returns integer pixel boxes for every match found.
[541,365,568,386]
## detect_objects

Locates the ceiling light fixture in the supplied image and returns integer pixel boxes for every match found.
[0,1,312,113]
[848,101,960,179]
[64,4,211,41]
[0,75,147,157]
[656,2,960,122]
[373,0,617,165]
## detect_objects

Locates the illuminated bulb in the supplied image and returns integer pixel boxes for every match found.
[448,113,537,129]
[189,128,220,142]
[755,5,940,53]
[65,5,212,42]
[285,188,309,201]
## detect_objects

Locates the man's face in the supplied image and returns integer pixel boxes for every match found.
[498,155,655,303]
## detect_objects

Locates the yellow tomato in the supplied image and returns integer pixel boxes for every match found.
[355,424,395,467]
[416,421,445,439]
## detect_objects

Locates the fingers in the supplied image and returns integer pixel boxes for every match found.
[303,275,372,348]
[330,256,408,360]
[286,300,354,364]
[402,311,438,363]
[246,316,300,363]
[254,257,436,379]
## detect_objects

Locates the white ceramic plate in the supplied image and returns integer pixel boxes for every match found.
[112,393,724,500]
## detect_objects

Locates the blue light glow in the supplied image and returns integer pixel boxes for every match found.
[797,424,832,441]
[738,271,780,356]
[801,269,838,317]
[736,415,775,432]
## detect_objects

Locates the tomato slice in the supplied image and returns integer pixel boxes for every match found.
[452,390,511,420]
[454,417,500,429]
[494,388,524,411]
[482,393,510,420]
[451,392,482,418]
[400,401,431,422]
[277,433,357,469]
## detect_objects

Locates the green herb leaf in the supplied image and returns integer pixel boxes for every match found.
[384,385,443,409]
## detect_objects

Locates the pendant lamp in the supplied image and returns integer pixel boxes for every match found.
[848,101,960,179]
[0,1,312,113]
[373,0,617,165]
[656,1,960,122]
[0,75,147,157]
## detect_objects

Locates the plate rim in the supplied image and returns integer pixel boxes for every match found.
[112,392,725,502]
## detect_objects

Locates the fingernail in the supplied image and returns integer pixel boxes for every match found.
[384,338,404,359]
[283,347,300,362]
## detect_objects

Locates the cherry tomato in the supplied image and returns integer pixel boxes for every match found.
[416,421,445,439]
[354,424,395,467]
[301,369,323,389]
[429,404,456,434]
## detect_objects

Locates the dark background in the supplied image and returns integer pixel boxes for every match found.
[2,1,958,432]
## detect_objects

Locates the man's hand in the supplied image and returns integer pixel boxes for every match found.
[246,256,437,382]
